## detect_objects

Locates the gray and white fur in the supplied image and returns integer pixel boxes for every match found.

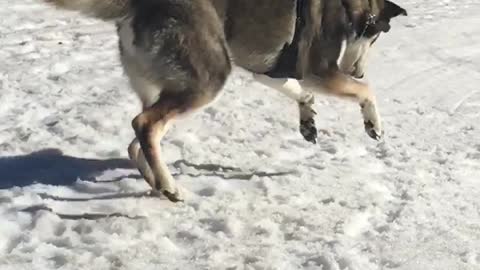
[41,0,407,202]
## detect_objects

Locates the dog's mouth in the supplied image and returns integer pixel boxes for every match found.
[348,67,365,79]
[353,73,364,79]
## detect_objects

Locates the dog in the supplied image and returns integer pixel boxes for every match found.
[41,0,407,202]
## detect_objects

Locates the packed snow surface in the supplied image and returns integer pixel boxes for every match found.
[0,0,479,269]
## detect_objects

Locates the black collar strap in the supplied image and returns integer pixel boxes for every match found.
[360,13,377,37]
[360,0,379,37]
[342,0,378,38]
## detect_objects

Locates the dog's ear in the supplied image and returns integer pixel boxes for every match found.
[375,0,407,33]
[384,0,408,19]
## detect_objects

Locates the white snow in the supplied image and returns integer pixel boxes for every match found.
[0,0,479,269]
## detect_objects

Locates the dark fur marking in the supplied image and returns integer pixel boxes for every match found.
[264,0,307,79]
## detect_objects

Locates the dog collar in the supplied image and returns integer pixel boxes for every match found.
[360,13,378,37]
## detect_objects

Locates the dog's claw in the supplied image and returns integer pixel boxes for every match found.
[150,187,184,202]
[163,189,184,203]
[364,121,382,140]
[300,118,318,144]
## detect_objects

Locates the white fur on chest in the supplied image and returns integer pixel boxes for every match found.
[338,36,376,75]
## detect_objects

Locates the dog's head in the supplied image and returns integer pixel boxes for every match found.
[340,0,407,78]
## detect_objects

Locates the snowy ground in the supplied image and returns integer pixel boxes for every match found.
[0,0,479,269]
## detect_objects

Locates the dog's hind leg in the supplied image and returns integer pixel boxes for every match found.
[131,87,227,202]
[125,77,162,191]
[128,138,156,189]
[302,70,383,140]
[253,74,318,144]
[120,0,231,201]
[131,95,181,201]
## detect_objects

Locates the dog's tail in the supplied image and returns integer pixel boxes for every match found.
[43,0,130,20]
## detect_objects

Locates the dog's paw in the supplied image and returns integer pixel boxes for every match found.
[162,187,185,203]
[300,118,318,144]
[150,185,185,202]
[364,120,383,140]
[361,100,383,141]
[298,95,317,144]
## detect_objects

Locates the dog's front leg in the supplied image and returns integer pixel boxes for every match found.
[301,71,383,140]
[253,74,318,144]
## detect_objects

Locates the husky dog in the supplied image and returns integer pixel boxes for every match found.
[42,0,407,202]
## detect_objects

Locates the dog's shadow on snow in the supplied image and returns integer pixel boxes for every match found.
[0,148,294,190]
[1,148,294,219]
[0,148,135,190]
